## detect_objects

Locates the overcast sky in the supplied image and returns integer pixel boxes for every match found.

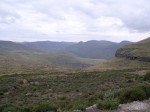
[0,0,150,42]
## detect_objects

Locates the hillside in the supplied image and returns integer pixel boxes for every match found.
[115,37,150,62]
[65,40,132,59]
[88,37,150,70]
[0,41,36,53]
[0,41,106,73]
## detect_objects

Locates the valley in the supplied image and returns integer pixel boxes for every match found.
[0,37,150,112]
[1,0,150,111]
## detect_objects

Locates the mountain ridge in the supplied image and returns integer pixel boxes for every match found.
[22,40,132,59]
[115,37,150,62]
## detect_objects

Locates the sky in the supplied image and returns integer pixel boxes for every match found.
[0,0,150,42]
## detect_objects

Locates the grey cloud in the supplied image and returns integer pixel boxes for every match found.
[0,0,150,42]
[0,1,20,24]
[99,0,150,32]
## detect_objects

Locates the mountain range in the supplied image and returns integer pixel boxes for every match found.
[0,39,132,73]
[21,40,132,59]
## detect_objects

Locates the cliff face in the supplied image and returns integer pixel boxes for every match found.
[115,48,150,62]
[115,37,150,62]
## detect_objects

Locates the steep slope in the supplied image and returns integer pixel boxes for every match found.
[22,41,75,52]
[65,40,132,59]
[115,37,150,62]
[88,37,150,70]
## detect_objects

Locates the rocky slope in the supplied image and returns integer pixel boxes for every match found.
[115,37,150,62]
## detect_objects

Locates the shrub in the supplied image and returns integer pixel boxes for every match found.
[144,72,150,81]
[97,98,119,110]
[126,79,134,83]
[97,85,150,110]
[33,103,57,112]
[97,89,120,110]
[0,92,4,96]
[119,87,147,103]
[142,85,150,98]
[103,89,121,100]
[72,103,87,111]
[2,106,17,112]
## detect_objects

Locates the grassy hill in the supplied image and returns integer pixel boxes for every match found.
[0,41,106,74]
[88,37,150,70]
[116,37,150,58]
[0,41,36,53]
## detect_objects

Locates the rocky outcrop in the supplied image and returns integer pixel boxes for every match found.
[115,48,150,62]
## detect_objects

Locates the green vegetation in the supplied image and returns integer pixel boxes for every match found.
[0,103,57,112]
[97,98,119,110]
[97,85,150,110]
[89,57,150,71]
[144,72,150,82]
[0,69,150,111]
[118,87,147,103]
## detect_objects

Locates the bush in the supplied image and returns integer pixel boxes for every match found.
[119,87,147,103]
[97,85,150,110]
[72,103,87,111]
[0,92,4,96]
[144,72,150,81]
[1,105,17,112]
[97,89,120,110]
[142,85,150,98]
[103,89,121,100]
[33,103,57,112]
[97,98,119,110]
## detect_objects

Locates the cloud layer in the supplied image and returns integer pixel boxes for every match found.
[0,0,150,42]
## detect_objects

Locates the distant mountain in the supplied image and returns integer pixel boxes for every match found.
[0,41,104,73]
[0,41,35,53]
[65,40,132,59]
[22,41,75,52]
[0,39,133,73]
[21,40,132,59]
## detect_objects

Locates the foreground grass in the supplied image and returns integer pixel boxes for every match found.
[0,69,150,111]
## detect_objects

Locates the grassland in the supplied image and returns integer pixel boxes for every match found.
[0,50,106,75]
[88,57,150,71]
[0,69,150,111]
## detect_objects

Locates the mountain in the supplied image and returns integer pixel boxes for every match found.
[22,41,75,52]
[0,39,133,73]
[65,40,132,59]
[21,40,132,60]
[0,41,35,53]
[88,37,150,70]
[115,37,150,62]
[0,41,106,73]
